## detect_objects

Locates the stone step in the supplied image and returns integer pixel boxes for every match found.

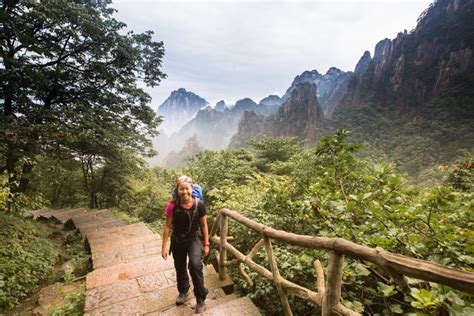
[86,222,154,249]
[27,208,51,219]
[71,209,113,225]
[79,219,126,237]
[157,288,235,315]
[84,267,234,315]
[86,255,175,290]
[50,208,88,223]
[139,272,234,314]
[91,236,161,269]
[75,216,119,231]
[90,234,160,254]
[200,296,261,316]
[86,261,219,291]
[91,235,161,257]
[29,208,78,220]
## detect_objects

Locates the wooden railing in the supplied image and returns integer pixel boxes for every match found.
[209,208,474,316]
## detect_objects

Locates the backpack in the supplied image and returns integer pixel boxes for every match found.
[172,183,204,202]
[192,184,204,202]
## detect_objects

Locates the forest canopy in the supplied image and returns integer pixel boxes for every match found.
[0,0,166,207]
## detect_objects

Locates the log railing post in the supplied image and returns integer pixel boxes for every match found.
[263,236,293,316]
[219,214,228,280]
[322,250,345,316]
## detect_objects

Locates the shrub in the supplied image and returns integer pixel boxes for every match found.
[0,213,59,310]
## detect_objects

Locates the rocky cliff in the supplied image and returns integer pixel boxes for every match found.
[268,83,324,146]
[329,0,474,179]
[228,110,266,148]
[282,68,352,115]
[231,83,325,148]
[335,0,474,113]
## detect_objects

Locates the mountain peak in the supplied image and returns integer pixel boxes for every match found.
[157,89,208,134]
[325,67,344,76]
[282,70,323,102]
[354,51,372,78]
[215,100,226,112]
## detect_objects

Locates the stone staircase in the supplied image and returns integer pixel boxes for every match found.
[30,208,261,315]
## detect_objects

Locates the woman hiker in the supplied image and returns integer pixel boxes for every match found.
[161,175,210,314]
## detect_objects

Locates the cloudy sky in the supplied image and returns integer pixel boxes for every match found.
[112,0,433,109]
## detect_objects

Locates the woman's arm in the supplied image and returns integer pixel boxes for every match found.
[200,215,209,256]
[162,216,172,260]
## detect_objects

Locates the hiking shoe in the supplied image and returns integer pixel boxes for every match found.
[176,292,188,305]
[195,300,205,314]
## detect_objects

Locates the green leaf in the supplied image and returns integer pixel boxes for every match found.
[389,303,404,314]
[354,263,371,277]
[378,282,397,297]
[411,288,436,308]
[445,291,465,307]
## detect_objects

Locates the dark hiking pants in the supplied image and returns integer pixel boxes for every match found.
[172,236,208,301]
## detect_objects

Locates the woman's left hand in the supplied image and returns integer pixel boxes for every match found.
[203,244,210,256]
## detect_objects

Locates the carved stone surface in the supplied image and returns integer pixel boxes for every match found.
[86,255,174,289]
[137,271,170,292]
[84,279,140,311]
[83,297,139,316]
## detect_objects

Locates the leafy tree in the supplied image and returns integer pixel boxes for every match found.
[248,136,304,172]
[116,166,179,223]
[27,156,85,208]
[446,156,473,192]
[185,148,257,194]
[0,0,165,199]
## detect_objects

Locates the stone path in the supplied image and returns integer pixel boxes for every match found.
[30,208,261,315]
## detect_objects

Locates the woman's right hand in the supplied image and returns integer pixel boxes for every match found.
[162,248,168,260]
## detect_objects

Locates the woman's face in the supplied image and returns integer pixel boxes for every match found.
[177,182,193,201]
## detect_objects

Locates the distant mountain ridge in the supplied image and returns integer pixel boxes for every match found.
[154,0,473,175]
[157,92,284,166]
[157,88,208,134]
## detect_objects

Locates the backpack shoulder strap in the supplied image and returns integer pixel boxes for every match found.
[186,197,200,234]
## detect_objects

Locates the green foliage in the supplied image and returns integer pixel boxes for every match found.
[27,157,86,208]
[0,176,48,215]
[446,156,473,192]
[330,87,474,184]
[0,213,59,310]
[185,148,257,198]
[248,137,304,172]
[1,0,165,200]
[115,166,178,223]
[188,130,474,315]
[51,288,85,316]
